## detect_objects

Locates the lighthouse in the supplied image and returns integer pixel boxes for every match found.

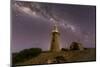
[50,22,61,52]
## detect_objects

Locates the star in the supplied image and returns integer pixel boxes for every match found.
[15,14,18,17]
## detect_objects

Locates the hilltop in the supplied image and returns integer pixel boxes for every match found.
[15,48,96,66]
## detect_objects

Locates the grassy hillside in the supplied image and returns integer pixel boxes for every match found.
[15,48,96,66]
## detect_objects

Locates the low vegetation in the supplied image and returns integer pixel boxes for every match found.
[12,48,42,64]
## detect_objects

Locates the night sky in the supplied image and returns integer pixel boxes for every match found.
[11,1,96,52]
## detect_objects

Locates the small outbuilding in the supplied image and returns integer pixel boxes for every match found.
[69,42,84,50]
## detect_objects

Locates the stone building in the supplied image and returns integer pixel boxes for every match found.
[69,42,84,50]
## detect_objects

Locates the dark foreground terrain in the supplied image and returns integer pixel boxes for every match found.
[14,48,96,66]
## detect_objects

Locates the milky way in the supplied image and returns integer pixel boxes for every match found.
[11,0,96,52]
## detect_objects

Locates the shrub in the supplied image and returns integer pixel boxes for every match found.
[12,48,42,63]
